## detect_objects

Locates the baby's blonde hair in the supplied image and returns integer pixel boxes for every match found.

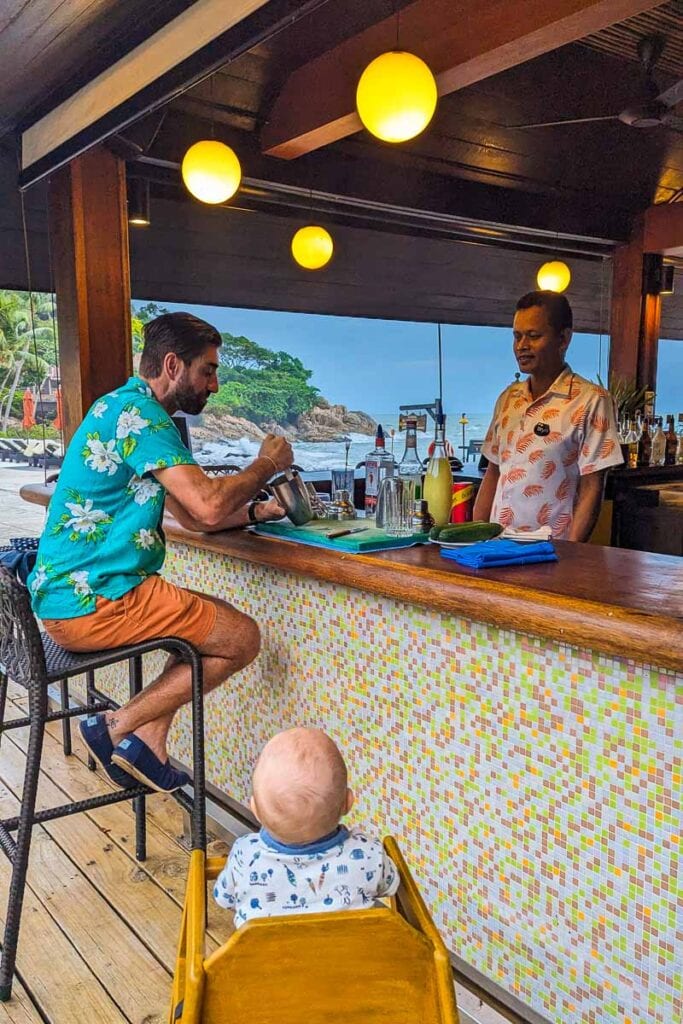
[252,728,348,843]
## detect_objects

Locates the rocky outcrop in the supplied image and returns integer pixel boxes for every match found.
[191,412,266,443]
[193,401,376,443]
[295,401,376,441]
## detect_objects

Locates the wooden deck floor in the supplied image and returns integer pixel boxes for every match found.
[0,680,509,1024]
[0,680,233,1024]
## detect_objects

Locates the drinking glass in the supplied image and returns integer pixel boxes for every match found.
[378,477,415,536]
[331,468,355,495]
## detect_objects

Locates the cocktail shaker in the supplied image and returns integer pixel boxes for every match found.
[268,468,313,526]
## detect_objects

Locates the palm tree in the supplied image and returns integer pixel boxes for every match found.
[0,291,52,430]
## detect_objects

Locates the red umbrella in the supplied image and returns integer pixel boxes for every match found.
[22,388,36,430]
[53,386,63,431]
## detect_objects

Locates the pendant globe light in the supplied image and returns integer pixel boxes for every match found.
[536,260,571,293]
[291,225,334,270]
[356,51,438,143]
[181,140,242,204]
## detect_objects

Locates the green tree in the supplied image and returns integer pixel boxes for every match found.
[210,330,319,426]
[130,301,169,353]
[0,290,53,429]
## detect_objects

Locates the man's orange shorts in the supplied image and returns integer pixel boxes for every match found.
[42,574,217,653]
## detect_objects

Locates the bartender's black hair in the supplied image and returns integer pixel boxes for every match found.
[515,291,573,334]
[139,312,222,377]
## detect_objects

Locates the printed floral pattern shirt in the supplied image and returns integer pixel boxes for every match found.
[27,376,197,619]
[481,366,623,538]
[214,826,399,927]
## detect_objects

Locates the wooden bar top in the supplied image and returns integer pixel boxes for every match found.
[22,483,683,673]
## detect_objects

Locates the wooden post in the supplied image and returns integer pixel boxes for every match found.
[48,145,132,443]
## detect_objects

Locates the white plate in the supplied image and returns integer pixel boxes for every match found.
[428,537,492,549]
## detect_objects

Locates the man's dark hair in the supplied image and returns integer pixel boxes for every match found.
[515,290,573,334]
[139,312,222,377]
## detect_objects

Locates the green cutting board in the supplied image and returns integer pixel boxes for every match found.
[253,519,429,553]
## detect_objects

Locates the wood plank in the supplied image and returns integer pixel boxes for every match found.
[262,0,665,157]
[4,686,233,949]
[0,783,128,1024]
[0,734,182,982]
[0,740,172,1023]
[0,976,43,1024]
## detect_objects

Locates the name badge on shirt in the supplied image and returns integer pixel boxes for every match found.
[534,422,550,437]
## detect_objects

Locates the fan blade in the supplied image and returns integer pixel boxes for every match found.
[657,79,683,109]
[663,113,683,133]
[507,115,619,129]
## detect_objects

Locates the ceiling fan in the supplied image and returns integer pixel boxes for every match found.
[508,34,683,133]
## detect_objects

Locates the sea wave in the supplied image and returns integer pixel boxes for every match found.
[193,415,490,474]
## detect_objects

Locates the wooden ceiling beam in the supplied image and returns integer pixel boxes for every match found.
[261,0,665,159]
[641,202,683,257]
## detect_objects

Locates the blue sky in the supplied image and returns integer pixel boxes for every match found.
[153,300,681,419]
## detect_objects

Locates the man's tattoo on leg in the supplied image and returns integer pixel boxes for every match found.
[106,715,120,730]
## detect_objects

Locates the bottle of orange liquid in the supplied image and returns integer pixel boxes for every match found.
[423,413,453,527]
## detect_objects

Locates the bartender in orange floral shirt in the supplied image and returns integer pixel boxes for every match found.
[474,291,623,541]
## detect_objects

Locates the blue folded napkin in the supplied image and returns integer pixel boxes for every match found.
[440,538,557,569]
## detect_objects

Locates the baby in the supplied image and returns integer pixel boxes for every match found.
[214,727,399,927]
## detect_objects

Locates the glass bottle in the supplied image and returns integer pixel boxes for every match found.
[364,424,395,515]
[651,418,666,466]
[625,420,638,469]
[423,414,454,527]
[677,413,683,465]
[398,417,424,499]
[664,415,678,466]
[637,418,652,469]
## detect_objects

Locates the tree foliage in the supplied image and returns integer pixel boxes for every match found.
[0,290,54,429]
[210,330,319,424]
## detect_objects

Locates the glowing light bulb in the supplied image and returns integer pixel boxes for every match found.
[356,51,437,143]
[181,140,241,204]
[536,261,571,293]
[291,225,334,270]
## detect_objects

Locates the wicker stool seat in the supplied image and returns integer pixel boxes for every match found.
[0,563,207,1001]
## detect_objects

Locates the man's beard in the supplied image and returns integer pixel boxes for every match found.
[174,380,209,416]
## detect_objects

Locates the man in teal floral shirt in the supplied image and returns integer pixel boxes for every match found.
[28,313,292,792]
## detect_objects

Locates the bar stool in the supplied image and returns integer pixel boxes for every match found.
[0,565,207,1001]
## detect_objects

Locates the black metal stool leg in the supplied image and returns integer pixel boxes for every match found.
[128,656,146,862]
[59,678,71,756]
[0,672,7,752]
[85,669,96,771]
[0,715,45,1000]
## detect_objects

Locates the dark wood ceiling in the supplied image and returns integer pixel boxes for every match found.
[1,0,682,244]
[161,0,683,236]
[0,0,196,138]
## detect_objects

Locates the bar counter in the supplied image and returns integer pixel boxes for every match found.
[21,484,683,1024]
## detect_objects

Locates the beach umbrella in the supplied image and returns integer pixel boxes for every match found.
[22,388,36,429]
[53,387,63,431]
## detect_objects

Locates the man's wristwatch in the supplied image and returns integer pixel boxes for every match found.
[247,499,260,524]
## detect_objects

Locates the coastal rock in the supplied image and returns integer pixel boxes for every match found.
[192,412,266,443]
[295,403,377,441]
[192,402,376,444]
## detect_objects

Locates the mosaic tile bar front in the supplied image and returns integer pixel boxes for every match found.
[92,542,682,1024]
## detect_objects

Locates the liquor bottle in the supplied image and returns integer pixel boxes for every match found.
[423,413,454,527]
[643,388,655,423]
[364,424,395,515]
[664,415,678,466]
[625,420,638,469]
[637,418,652,468]
[677,413,683,465]
[398,416,424,499]
[651,418,666,466]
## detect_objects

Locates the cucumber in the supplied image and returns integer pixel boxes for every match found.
[429,525,443,540]
[437,521,503,543]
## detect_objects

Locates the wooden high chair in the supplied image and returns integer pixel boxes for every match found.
[170,837,459,1023]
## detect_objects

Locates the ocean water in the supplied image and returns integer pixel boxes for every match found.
[193,412,491,473]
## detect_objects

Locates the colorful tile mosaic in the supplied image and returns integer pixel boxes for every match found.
[91,543,682,1024]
